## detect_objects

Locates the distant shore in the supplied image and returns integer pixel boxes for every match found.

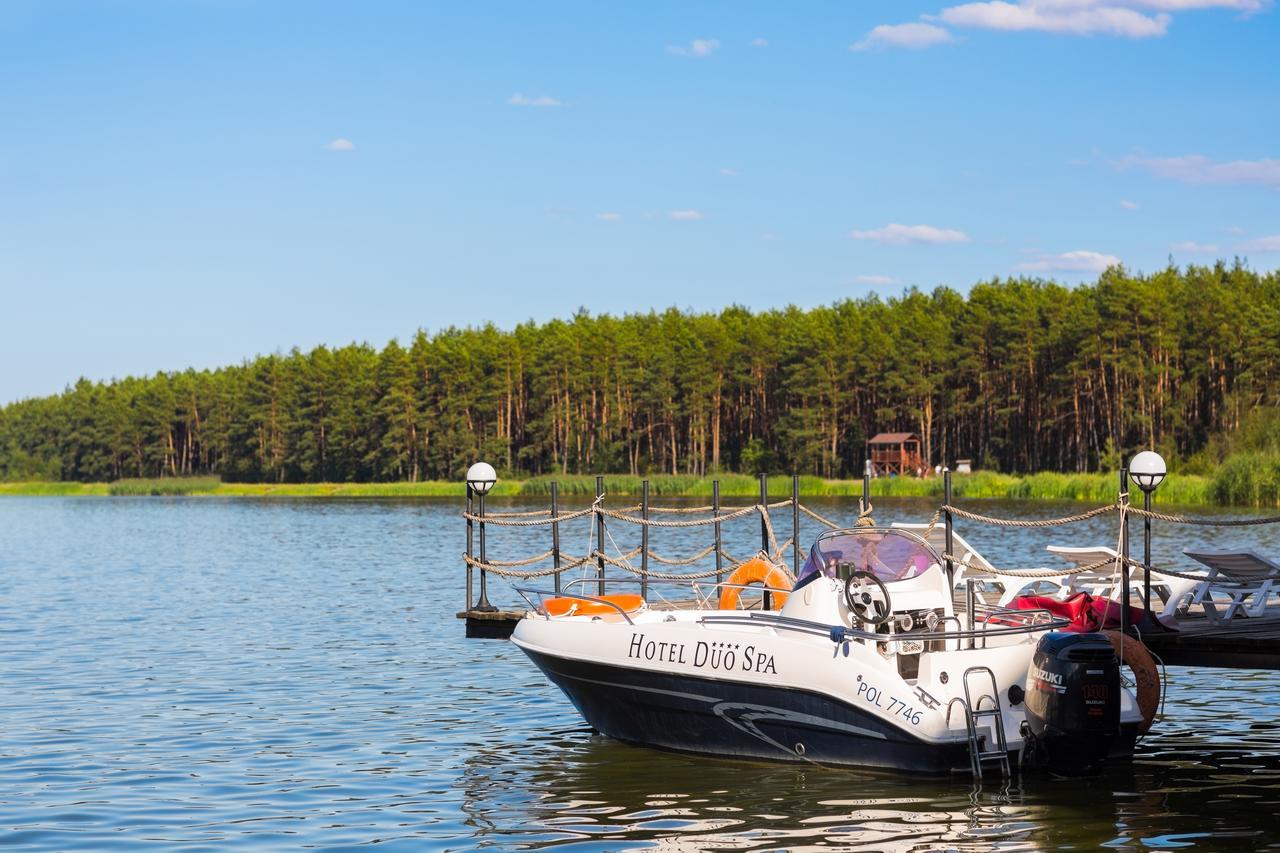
[0,471,1220,505]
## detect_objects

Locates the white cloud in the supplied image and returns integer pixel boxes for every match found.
[1113,154,1280,189]
[597,212,623,222]
[850,223,970,245]
[1017,250,1122,273]
[1170,240,1219,253]
[668,38,720,57]
[939,2,1172,37]
[719,168,740,176]
[852,22,956,50]
[1120,199,1140,209]
[508,93,562,107]
[323,138,354,151]
[1240,234,1280,252]
[750,37,769,47]
[855,274,901,286]
[863,0,1279,43]
[670,209,705,221]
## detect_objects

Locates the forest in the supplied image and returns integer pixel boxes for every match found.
[2,261,1279,485]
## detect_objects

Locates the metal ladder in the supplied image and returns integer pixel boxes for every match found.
[961,666,1010,780]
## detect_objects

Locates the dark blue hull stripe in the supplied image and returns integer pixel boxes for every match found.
[521,647,975,773]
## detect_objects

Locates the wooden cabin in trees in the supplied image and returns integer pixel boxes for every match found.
[867,432,929,477]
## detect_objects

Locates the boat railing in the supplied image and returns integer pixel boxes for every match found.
[511,585,638,625]
[558,575,794,611]
[698,610,1071,645]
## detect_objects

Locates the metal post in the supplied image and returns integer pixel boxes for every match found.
[792,473,801,576]
[759,473,771,610]
[943,468,955,591]
[966,578,977,650]
[863,458,872,511]
[641,479,650,602]
[596,475,607,596]
[1119,466,1130,634]
[1142,489,1153,621]
[466,485,474,610]
[475,489,495,612]
[551,480,561,594]
[713,479,723,585]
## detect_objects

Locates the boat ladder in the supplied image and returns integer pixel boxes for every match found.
[959,666,1010,780]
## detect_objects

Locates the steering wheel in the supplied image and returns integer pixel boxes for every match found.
[843,570,893,627]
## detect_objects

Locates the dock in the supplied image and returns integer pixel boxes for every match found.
[460,467,1280,670]
[1143,612,1280,669]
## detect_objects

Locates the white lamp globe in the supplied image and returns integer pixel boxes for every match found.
[1129,450,1166,492]
[466,461,498,495]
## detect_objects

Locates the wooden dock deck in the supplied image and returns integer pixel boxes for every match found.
[1142,611,1280,669]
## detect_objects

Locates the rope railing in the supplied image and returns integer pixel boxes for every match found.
[462,476,1280,615]
[943,551,1260,586]
[1126,505,1280,527]
[940,503,1119,528]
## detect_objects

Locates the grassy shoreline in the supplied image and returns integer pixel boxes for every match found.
[0,471,1218,504]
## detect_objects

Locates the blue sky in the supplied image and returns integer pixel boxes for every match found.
[2,0,1277,403]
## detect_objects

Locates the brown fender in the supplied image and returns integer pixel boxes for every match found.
[1104,630,1161,735]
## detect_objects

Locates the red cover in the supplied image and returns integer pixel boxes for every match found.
[1012,592,1177,633]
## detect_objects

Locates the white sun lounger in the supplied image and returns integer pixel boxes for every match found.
[891,523,1062,606]
[1046,545,1201,619]
[1183,549,1280,625]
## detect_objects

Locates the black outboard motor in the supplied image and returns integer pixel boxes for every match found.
[1023,632,1121,774]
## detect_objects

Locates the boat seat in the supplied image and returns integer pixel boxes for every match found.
[543,593,645,618]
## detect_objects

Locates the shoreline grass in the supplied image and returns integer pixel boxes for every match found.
[0,471,1219,505]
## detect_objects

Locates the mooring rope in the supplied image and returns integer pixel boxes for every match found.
[462,505,597,526]
[477,507,554,518]
[647,543,718,565]
[799,503,842,530]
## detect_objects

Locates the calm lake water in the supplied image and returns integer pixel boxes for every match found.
[3,496,1280,850]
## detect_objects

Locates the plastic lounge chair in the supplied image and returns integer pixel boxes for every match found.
[1182,549,1280,625]
[1046,545,1200,618]
[891,523,1062,606]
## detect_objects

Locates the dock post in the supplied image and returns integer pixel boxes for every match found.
[713,479,723,585]
[475,486,495,612]
[641,479,650,601]
[943,468,955,591]
[595,475,606,596]
[1119,466,1131,634]
[551,480,561,594]
[1142,488,1153,622]
[759,473,771,609]
[792,473,801,576]
[466,485,474,610]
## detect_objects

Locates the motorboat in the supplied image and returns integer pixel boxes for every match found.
[511,525,1150,775]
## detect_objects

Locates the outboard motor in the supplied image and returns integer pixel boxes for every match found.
[1023,632,1121,774]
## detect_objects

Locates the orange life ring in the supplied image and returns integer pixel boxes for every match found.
[718,557,792,611]
[1103,630,1161,735]
[542,593,645,618]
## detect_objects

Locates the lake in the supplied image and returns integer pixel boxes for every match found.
[2,495,1280,850]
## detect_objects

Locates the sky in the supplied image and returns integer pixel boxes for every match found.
[1,0,1278,403]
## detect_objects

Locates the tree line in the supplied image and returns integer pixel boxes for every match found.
[2,261,1277,483]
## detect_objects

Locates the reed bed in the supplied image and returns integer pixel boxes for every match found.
[0,481,109,496]
[0,469,1225,505]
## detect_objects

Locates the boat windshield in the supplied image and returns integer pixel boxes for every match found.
[799,529,941,585]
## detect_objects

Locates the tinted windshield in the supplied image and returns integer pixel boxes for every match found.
[799,529,940,585]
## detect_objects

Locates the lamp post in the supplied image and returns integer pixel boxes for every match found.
[467,461,498,612]
[1129,450,1166,631]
